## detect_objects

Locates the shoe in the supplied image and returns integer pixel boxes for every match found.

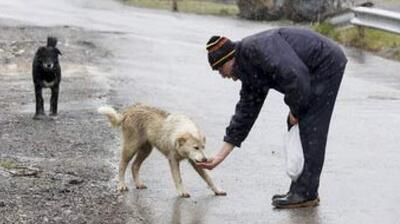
[272,192,320,209]
[271,192,289,200]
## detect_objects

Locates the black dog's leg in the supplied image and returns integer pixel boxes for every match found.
[50,85,59,116]
[33,85,45,119]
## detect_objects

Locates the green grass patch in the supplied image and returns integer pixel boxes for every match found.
[0,160,17,170]
[313,23,400,61]
[122,0,238,16]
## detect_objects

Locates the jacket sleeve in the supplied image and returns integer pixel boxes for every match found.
[256,34,311,118]
[224,83,267,147]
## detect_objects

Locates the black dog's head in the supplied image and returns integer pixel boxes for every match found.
[35,36,62,71]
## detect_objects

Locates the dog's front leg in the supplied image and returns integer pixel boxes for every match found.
[33,85,45,119]
[117,158,129,192]
[189,161,226,196]
[50,85,59,116]
[168,158,190,198]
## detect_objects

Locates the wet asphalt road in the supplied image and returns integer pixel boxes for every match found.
[1,0,400,223]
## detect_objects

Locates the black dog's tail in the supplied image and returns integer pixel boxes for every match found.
[47,36,58,47]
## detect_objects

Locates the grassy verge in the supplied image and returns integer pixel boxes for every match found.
[313,23,400,61]
[0,160,17,170]
[121,0,238,16]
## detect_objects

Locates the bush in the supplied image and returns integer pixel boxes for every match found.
[237,0,283,20]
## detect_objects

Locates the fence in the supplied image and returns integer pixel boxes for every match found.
[329,6,400,35]
[351,6,400,35]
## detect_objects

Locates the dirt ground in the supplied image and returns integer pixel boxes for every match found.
[0,23,139,224]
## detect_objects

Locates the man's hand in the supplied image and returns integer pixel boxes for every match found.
[289,112,299,125]
[196,156,223,170]
[196,142,234,170]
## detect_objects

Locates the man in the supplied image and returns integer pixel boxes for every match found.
[196,27,347,208]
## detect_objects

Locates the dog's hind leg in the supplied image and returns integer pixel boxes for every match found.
[118,141,139,192]
[50,85,59,116]
[189,161,226,196]
[131,143,152,189]
[168,157,190,198]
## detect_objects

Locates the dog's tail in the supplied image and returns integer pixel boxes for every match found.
[98,106,123,128]
[47,36,58,47]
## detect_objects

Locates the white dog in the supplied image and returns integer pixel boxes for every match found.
[98,103,226,197]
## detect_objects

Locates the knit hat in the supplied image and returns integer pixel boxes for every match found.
[206,36,236,70]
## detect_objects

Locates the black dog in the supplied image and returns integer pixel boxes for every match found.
[32,37,62,119]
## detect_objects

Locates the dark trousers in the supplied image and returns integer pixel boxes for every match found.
[287,63,346,199]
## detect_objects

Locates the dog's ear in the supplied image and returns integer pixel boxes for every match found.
[203,136,206,144]
[176,133,192,148]
[37,46,46,54]
[35,47,46,59]
[55,47,62,56]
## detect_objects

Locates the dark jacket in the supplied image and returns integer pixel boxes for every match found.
[224,27,347,147]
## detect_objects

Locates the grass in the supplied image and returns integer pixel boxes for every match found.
[121,0,238,16]
[313,23,400,61]
[0,160,17,170]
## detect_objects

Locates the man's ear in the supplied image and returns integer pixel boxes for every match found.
[55,47,62,55]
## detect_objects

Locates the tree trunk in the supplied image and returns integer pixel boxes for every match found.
[172,0,178,12]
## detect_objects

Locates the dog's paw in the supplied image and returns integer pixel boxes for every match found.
[180,192,191,198]
[135,183,147,190]
[214,190,227,196]
[49,113,58,117]
[117,183,129,192]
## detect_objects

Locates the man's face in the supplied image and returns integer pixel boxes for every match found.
[217,58,238,81]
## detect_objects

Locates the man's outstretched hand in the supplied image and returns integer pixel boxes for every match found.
[196,156,223,170]
[289,112,299,125]
[196,142,234,170]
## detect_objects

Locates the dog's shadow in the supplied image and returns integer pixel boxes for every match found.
[171,197,212,224]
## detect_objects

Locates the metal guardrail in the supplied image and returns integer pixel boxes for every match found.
[350,7,400,34]
[328,7,400,35]
[328,8,354,27]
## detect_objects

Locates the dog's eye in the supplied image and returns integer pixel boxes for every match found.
[194,146,199,150]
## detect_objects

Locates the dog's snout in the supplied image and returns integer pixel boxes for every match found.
[43,62,54,69]
[195,157,207,163]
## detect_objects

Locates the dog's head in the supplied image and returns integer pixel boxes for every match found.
[175,132,207,163]
[35,36,62,71]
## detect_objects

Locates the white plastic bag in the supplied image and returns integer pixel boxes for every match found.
[284,124,304,182]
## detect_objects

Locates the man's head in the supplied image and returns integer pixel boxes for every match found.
[206,36,238,81]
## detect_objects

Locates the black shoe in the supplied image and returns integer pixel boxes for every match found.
[272,192,320,209]
[271,192,289,200]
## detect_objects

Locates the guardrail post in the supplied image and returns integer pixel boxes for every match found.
[356,25,365,46]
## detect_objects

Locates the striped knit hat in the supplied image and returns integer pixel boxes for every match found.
[206,36,236,70]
